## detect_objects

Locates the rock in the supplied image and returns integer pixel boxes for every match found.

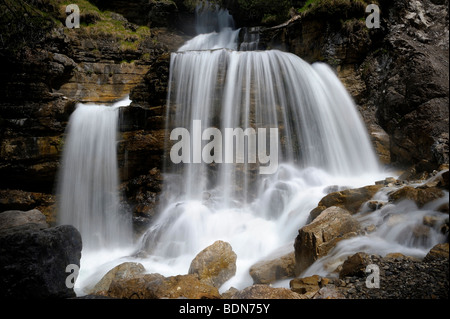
[370,125,391,165]
[339,252,372,278]
[90,262,146,294]
[249,251,295,284]
[388,186,445,207]
[107,273,221,299]
[313,285,346,299]
[294,206,361,276]
[424,243,449,262]
[289,275,325,294]
[188,240,237,288]
[230,284,305,299]
[334,251,448,299]
[309,185,383,220]
[420,169,449,190]
[0,223,82,298]
[0,190,56,224]
[0,209,48,230]
[362,0,449,168]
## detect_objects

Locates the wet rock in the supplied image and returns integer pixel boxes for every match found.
[230,284,304,299]
[294,206,361,276]
[89,262,146,295]
[290,274,327,295]
[188,240,237,288]
[249,251,295,284]
[106,273,221,299]
[388,185,445,207]
[309,185,383,220]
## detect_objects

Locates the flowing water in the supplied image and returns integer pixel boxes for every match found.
[60,4,447,296]
[57,97,135,292]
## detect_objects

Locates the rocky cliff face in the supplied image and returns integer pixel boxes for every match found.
[256,0,449,169]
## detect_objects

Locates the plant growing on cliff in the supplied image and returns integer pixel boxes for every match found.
[0,0,56,56]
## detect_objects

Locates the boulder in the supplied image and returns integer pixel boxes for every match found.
[290,275,330,295]
[188,240,237,288]
[388,186,445,208]
[230,284,305,299]
[0,209,48,230]
[0,223,82,298]
[424,243,449,262]
[309,185,383,221]
[339,252,372,279]
[106,273,221,299]
[294,206,361,276]
[313,285,346,299]
[249,251,295,284]
[90,262,146,294]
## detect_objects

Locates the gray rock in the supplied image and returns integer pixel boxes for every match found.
[0,209,48,230]
[0,223,82,298]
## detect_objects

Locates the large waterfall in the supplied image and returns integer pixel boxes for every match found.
[135,5,384,290]
[63,4,447,296]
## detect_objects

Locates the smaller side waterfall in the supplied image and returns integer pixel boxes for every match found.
[57,97,133,252]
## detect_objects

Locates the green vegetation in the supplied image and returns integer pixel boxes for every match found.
[54,0,151,52]
[0,0,152,57]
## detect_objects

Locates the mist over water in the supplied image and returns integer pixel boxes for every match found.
[136,4,385,292]
[58,4,447,296]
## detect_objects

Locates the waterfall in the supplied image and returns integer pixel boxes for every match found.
[60,4,447,297]
[57,97,133,252]
[135,4,387,290]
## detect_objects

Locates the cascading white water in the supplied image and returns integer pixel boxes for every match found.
[135,4,388,291]
[66,4,447,296]
[57,97,133,251]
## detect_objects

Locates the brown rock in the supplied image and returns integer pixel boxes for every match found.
[424,243,449,262]
[249,251,295,284]
[290,275,323,294]
[90,262,146,294]
[230,284,305,299]
[339,252,372,279]
[188,240,237,288]
[310,185,383,220]
[107,273,221,299]
[313,285,346,299]
[294,206,361,276]
[388,186,444,207]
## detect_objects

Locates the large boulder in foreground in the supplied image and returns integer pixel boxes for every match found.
[0,209,82,298]
[89,262,146,295]
[249,251,295,284]
[294,206,361,276]
[229,284,304,299]
[188,240,237,288]
[106,273,221,299]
